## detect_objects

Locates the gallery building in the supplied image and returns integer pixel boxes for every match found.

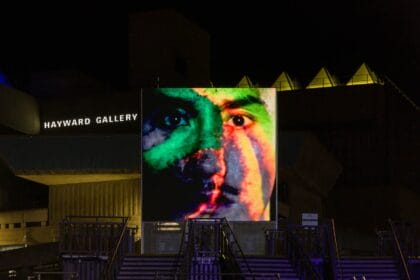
[0,9,418,279]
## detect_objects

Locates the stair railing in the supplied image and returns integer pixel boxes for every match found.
[188,218,222,279]
[287,227,323,280]
[177,218,215,279]
[329,219,342,280]
[383,75,419,112]
[33,271,78,279]
[175,218,253,279]
[388,219,411,280]
[60,216,130,257]
[103,217,132,280]
[265,223,323,279]
[220,217,254,279]
[174,219,190,279]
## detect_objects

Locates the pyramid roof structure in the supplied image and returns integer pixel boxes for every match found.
[272,72,299,91]
[236,75,254,88]
[306,67,339,89]
[346,63,381,85]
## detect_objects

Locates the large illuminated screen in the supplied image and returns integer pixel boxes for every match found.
[142,88,276,221]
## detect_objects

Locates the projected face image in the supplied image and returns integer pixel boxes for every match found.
[142,88,276,221]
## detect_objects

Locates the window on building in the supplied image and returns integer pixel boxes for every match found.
[26,222,42,228]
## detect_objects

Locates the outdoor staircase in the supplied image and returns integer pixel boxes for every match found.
[336,257,400,280]
[237,256,299,280]
[117,255,180,280]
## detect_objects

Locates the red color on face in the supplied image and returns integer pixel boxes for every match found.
[184,88,276,221]
[186,149,226,218]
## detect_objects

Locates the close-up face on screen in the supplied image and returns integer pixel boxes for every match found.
[142,88,276,221]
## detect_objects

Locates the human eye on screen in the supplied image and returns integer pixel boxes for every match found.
[225,114,254,128]
[157,108,190,130]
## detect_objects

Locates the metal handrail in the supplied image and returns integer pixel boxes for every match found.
[383,75,419,112]
[104,217,130,279]
[331,219,343,280]
[288,229,323,280]
[65,215,128,223]
[389,219,411,280]
[175,218,254,279]
[177,219,204,278]
[265,225,322,279]
[174,220,189,277]
[220,217,254,279]
[33,271,78,279]
[59,217,130,254]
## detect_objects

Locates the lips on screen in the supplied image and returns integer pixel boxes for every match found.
[142,88,277,221]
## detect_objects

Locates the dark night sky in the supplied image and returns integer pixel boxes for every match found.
[0,1,419,103]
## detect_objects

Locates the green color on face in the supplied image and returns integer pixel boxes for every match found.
[202,88,261,100]
[143,88,223,170]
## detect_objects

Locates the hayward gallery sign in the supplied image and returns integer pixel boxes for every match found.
[43,113,139,129]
